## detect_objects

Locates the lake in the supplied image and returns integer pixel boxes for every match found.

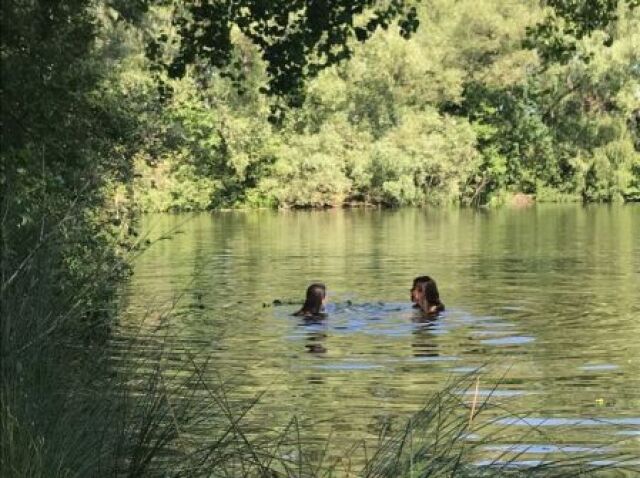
[118,204,640,470]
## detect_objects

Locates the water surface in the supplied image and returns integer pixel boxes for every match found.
[119,205,640,467]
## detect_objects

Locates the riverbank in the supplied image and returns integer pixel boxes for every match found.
[126,0,639,213]
[133,184,638,214]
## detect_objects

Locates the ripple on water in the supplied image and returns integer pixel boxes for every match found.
[497,417,640,427]
[476,459,640,469]
[125,207,640,469]
[312,362,384,371]
[483,444,612,454]
[409,355,460,363]
[480,336,535,346]
[475,459,551,468]
[460,389,528,397]
[578,364,620,371]
[450,366,483,374]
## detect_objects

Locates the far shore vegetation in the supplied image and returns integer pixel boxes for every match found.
[128,1,640,212]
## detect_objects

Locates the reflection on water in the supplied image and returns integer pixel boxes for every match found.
[299,317,328,355]
[119,205,640,467]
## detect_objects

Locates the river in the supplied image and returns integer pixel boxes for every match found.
[118,204,640,471]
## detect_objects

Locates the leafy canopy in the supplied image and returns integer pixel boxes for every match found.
[146,1,419,119]
[525,0,640,63]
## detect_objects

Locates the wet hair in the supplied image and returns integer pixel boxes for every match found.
[413,276,432,288]
[411,276,431,305]
[294,283,326,316]
[419,277,445,313]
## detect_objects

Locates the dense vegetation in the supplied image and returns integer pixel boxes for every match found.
[1,0,638,476]
[131,0,640,210]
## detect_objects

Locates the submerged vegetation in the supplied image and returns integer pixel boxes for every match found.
[1,0,639,476]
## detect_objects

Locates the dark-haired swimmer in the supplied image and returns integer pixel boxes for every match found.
[413,276,445,315]
[293,283,327,317]
[411,276,431,308]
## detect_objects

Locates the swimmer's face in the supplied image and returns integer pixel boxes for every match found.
[411,285,422,303]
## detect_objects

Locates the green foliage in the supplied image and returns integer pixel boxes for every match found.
[582,134,640,201]
[257,134,353,208]
[1,0,138,337]
[134,153,220,211]
[132,76,283,210]
[525,0,640,65]
[1,2,147,476]
[148,0,420,119]
[245,109,478,208]
[125,0,639,211]
[366,110,479,206]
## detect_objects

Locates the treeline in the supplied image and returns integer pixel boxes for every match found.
[128,0,640,210]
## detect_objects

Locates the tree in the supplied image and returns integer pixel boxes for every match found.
[525,0,640,64]
[146,0,419,121]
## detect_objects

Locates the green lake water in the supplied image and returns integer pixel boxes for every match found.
[118,205,640,469]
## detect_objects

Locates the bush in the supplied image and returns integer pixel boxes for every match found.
[581,136,640,202]
[369,110,479,205]
[257,125,353,208]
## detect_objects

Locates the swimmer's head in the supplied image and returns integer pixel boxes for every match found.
[300,283,327,315]
[420,277,441,306]
[411,276,431,303]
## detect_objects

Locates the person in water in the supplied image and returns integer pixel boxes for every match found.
[412,276,445,315]
[410,276,430,308]
[293,283,327,316]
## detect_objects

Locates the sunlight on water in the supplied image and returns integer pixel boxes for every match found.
[118,205,640,467]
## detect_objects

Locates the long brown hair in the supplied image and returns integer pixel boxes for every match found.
[294,283,326,316]
[419,277,445,314]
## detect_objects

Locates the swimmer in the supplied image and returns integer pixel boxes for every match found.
[293,283,327,317]
[410,276,430,308]
[412,276,445,315]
